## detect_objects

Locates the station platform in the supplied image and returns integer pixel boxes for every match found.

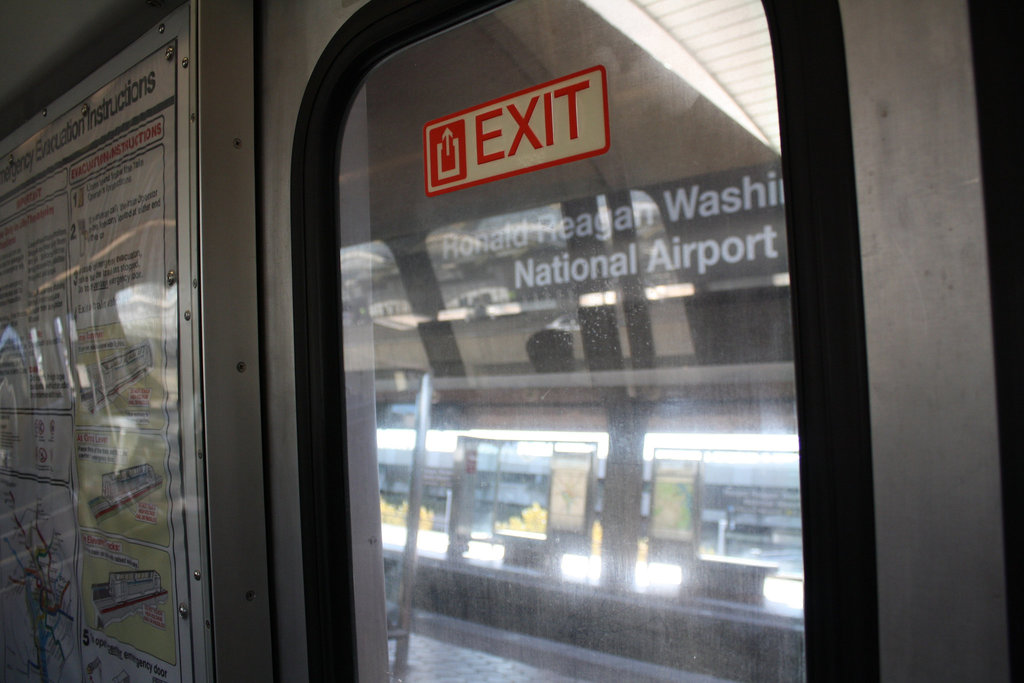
[389,612,737,683]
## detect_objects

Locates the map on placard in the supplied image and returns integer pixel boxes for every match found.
[0,485,79,682]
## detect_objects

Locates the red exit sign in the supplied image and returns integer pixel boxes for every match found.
[424,66,610,196]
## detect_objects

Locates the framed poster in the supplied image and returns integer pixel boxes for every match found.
[650,455,700,543]
[0,7,206,681]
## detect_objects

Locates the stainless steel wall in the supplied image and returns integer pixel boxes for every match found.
[258,0,370,677]
[840,0,1009,680]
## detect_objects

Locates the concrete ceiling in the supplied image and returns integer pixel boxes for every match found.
[0,0,185,140]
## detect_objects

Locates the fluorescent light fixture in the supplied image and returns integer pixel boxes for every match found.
[378,429,415,451]
[579,290,618,307]
[645,282,696,300]
[437,307,470,322]
[555,441,597,453]
[426,431,459,453]
[465,429,609,459]
[517,441,554,458]
[378,429,795,462]
[376,429,458,455]
[652,448,703,461]
[763,576,804,610]
[340,246,390,267]
[704,450,800,465]
[638,562,683,588]
[485,302,523,317]
[372,314,430,330]
[465,541,505,562]
[645,432,798,453]
[560,553,602,583]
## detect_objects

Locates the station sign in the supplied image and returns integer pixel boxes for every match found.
[424,66,610,196]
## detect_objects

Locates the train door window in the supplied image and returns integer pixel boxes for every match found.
[334,0,806,680]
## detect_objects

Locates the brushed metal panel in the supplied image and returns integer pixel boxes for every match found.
[840,1,1010,681]
[196,0,274,679]
[257,0,377,680]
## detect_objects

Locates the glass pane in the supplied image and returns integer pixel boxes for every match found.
[337,1,802,680]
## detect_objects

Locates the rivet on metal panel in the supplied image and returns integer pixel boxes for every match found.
[181,57,189,69]
[158,24,165,34]
[166,270,177,287]
[165,45,174,61]
[245,590,256,602]
[232,138,242,149]
[178,603,190,619]
[236,361,247,373]
[184,310,191,321]
[193,570,201,581]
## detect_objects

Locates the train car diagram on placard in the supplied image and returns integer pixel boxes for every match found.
[92,569,169,629]
[88,463,163,521]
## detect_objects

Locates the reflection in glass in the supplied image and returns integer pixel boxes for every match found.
[338,0,802,680]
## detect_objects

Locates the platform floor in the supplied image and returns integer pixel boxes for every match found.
[388,613,737,683]
[390,632,578,682]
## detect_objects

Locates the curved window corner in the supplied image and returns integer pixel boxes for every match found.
[294,0,876,681]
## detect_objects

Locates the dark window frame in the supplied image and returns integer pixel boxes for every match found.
[291,1,879,680]
[761,2,879,680]
[969,4,1024,679]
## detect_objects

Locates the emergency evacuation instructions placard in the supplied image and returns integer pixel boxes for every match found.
[0,45,188,682]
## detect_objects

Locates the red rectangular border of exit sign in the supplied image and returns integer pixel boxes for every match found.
[423,65,610,197]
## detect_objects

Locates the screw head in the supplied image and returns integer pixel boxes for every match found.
[184,310,191,321]
[158,24,165,33]
[193,570,201,581]
[236,361,247,373]
[165,45,175,61]
[166,269,177,287]
[245,590,256,602]
[80,103,89,117]
[232,138,242,149]
[181,57,189,69]
[178,603,190,618]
